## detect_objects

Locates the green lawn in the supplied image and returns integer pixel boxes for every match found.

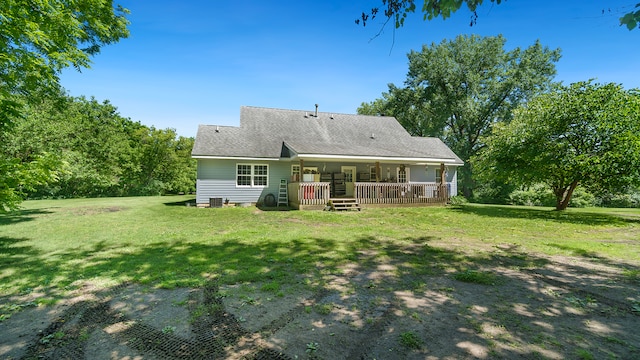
[1,196,639,300]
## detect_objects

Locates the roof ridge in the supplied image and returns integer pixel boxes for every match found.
[240,105,392,118]
[198,124,239,128]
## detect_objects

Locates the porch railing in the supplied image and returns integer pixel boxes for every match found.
[288,182,330,206]
[354,182,449,205]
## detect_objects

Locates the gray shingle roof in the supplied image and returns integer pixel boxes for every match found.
[192,106,463,164]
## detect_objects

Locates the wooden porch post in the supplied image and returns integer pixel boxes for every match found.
[375,162,381,182]
[300,159,304,178]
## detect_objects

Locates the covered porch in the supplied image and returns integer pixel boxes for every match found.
[284,157,456,210]
[287,181,450,210]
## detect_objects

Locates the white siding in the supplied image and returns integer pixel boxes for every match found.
[408,164,459,197]
[449,171,459,197]
[196,159,292,205]
[196,159,461,205]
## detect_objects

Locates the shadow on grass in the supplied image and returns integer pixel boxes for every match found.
[0,237,41,275]
[1,232,639,359]
[453,204,640,226]
[162,198,196,207]
[256,205,293,212]
[0,208,54,226]
[544,242,604,259]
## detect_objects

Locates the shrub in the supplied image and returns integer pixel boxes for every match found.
[568,187,596,208]
[508,184,595,208]
[508,184,555,207]
[472,180,515,204]
[449,195,469,206]
[597,190,640,208]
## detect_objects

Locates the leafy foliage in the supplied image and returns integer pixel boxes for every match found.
[0,0,129,128]
[597,187,640,208]
[126,127,196,196]
[1,94,196,204]
[620,4,640,30]
[357,0,501,28]
[0,153,61,212]
[508,185,596,208]
[358,1,640,31]
[359,35,560,197]
[474,81,640,210]
[0,1,130,210]
[508,184,556,208]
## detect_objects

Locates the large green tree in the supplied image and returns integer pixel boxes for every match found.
[0,0,129,127]
[0,0,129,210]
[358,1,640,30]
[359,34,560,197]
[3,95,138,198]
[126,127,196,196]
[474,81,640,210]
[2,94,196,200]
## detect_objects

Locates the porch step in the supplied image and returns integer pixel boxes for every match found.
[329,198,361,211]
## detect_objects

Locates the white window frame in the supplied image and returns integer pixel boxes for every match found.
[292,164,300,176]
[397,166,410,183]
[291,164,301,182]
[436,168,444,184]
[236,163,269,188]
[369,166,377,181]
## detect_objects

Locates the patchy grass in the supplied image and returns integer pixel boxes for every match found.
[1,197,639,359]
[453,269,498,285]
[399,331,423,349]
[0,197,638,299]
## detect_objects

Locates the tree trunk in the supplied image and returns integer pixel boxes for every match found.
[460,164,474,199]
[555,180,579,211]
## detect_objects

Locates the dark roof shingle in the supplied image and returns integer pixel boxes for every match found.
[192,106,463,164]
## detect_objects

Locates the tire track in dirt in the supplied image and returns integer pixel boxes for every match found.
[20,280,287,359]
[18,278,350,359]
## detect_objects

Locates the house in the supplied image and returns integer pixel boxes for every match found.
[191,106,463,209]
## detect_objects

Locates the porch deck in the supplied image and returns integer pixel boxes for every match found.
[287,182,449,210]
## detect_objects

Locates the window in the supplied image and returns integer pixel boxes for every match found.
[254,165,268,186]
[236,164,269,187]
[436,168,446,184]
[237,164,252,186]
[397,166,410,183]
[291,164,300,180]
[398,168,407,183]
[369,166,377,181]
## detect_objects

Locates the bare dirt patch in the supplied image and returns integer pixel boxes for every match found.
[1,252,639,359]
[66,206,126,216]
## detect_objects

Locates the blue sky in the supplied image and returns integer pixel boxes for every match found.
[60,1,640,138]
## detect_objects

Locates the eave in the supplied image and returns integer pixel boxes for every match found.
[192,155,280,161]
[289,153,463,165]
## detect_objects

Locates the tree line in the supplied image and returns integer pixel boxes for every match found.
[1,92,196,208]
[359,34,640,210]
[3,1,639,211]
